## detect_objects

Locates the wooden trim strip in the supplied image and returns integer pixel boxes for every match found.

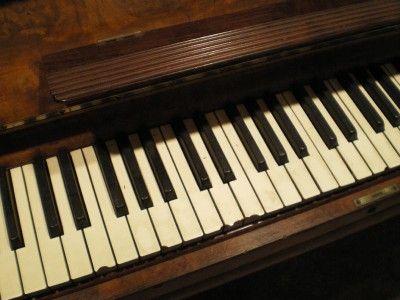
[47,1,394,81]
[47,1,400,103]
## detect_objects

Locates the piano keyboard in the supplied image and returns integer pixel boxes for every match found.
[1,63,400,299]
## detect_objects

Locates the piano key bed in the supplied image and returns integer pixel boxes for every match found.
[1,62,400,299]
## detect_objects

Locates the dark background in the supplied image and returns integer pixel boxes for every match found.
[191,216,400,300]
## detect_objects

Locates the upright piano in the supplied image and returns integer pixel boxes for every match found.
[0,0,400,299]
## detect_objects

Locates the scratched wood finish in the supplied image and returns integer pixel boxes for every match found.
[0,0,276,125]
[46,172,400,300]
[0,0,366,127]
[46,1,400,103]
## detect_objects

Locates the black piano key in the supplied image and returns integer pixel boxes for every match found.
[58,151,91,230]
[337,74,384,133]
[266,96,309,158]
[140,131,177,202]
[247,101,288,165]
[116,136,153,209]
[226,105,267,172]
[353,69,400,127]
[33,158,63,238]
[94,141,129,216]
[293,86,338,149]
[369,65,400,109]
[0,168,24,250]
[172,121,212,190]
[311,81,357,142]
[195,114,236,183]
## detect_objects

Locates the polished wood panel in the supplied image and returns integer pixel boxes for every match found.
[0,0,365,129]
[46,1,400,103]
[0,0,290,125]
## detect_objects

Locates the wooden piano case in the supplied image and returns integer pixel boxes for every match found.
[0,0,399,299]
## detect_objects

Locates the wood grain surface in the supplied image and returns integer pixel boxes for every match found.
[46,1,400,103]
[0,0,278,125]
[0,0,368,127]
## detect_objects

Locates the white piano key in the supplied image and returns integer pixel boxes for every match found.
[10,167,47,294]
[257,99,320,199]
[0,184,23,300]
[303,85,372,180]
[106,140,161,257]
[70,150,116,272]
[237,104,302,206]
[82,146,139,265]
[183,118,243,229]
[46,157,93,280]
[22,164,70,288]
[278,93,340,191]
[215,109,284,213]
[160,124,223,236]
[281,92,355,187]
[350,74,400,154]
[206,112,265,221]
[324,80,387,174]
[329,78,400,168]
[149,128,203,242]
[126,135,182,249]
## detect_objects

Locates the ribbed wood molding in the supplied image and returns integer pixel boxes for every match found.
[47,1,400,103]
